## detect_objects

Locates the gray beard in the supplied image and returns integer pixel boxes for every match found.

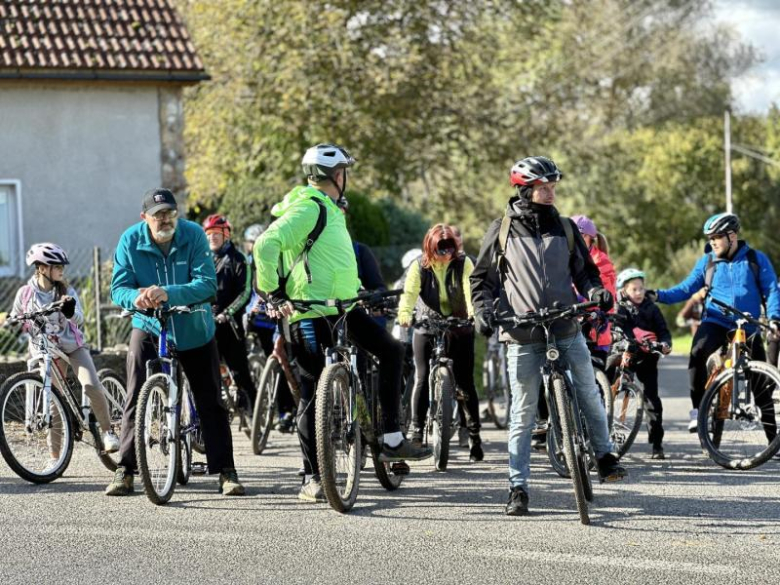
[155,228,175,242]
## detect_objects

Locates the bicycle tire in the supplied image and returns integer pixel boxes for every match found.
[371,442,404,491]
[96,368,127,472]
[250,356,280,456]
[399,367,414,435]
[552,375,590,525]
[547,413,569,479]
[609,381,643,458]
[177,432,191,486]
[315,363,361,513]
[183,378,205,455]
[135,374,179,505]
[0,372,74,484]
[431,366,454,472]
[698,360,780,470]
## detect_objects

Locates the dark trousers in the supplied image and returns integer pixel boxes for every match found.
[215,321,257,405]
[289,310,404,476]
[410,328,481,438]
[119,329,235,475]
[633,354,664,446]
[255,327,296,414]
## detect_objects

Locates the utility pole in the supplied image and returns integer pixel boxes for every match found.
[724,108,733,213]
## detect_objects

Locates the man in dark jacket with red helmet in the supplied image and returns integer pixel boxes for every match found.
[204,214,257,412]
[471,156,625,517]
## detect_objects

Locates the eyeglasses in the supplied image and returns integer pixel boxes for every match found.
[707,233,727,242]
[151,209,178,222]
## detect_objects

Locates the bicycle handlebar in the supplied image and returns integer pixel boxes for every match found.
[6,300,66,324]
[493,300,600,328]
[413,316,474,331]
[709,298,768,329]
[118,305,197,320]
[287,288,403,313]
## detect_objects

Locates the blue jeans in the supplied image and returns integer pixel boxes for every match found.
[507,332,614,491]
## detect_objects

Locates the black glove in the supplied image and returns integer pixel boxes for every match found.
[588,288,613,312]
[267,287,290,310]
[645,289,658,303]
[474,310,495,337]
[60,296,76,319]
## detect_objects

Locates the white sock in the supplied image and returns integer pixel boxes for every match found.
[383,432,403,448]
[304,474,313,483]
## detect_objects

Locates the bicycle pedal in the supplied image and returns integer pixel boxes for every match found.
[391,462,410,475]
[191,462,208,475]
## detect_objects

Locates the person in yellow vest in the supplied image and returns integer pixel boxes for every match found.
[397,224,483,462]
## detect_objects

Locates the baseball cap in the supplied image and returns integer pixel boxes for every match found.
[142,188,177,216]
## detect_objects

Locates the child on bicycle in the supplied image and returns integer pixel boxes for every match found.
[11,243,120,459]
[613,268,672,460]
[397,224,483,462]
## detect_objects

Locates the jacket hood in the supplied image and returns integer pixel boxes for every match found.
[271,185,330,217]
[505,195,560,221]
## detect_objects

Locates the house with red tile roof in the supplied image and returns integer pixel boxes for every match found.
[0,0,207,275]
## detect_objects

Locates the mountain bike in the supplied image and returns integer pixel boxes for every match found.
[495,300,604,525]
[126,305,205,505]
[289,289,407,513]
[697,298,780,470]
[0,301,126,483]
[413,314,474,471]
[483,332,510,429]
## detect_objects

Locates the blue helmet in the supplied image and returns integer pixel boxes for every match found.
[703,213,740,236]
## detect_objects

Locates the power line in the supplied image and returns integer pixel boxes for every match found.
[731,143,780,167]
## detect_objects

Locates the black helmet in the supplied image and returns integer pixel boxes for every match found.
[510,156,563,187]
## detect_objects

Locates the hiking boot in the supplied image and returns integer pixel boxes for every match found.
[219,468,246,496]
[505,486,529,516]
[688,409,699,433]
[105,467,134,496]
[379,438,432,462]
[597,453,627,482]
[651,446,665,460]
[103,431,120,454]
[469,435,484,462]
[298,476,326,502]
[458,427,469,448]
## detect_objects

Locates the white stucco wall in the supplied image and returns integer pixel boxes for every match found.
[0,81,163,274]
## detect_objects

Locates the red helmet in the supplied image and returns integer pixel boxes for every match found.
[203,214,232,235]
[509,156,563,187]
[632,327,657,352]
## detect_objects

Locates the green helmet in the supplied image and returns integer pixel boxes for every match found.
[617,268,646,288]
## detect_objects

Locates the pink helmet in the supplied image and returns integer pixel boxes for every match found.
[571,215,597,238]
[26,243,70,266]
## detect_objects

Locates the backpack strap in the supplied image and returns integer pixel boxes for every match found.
[19,285,34,333]
[559,216,575,254]
[496,215,512,276]
[277,197,328,288]
[704,248,766,312]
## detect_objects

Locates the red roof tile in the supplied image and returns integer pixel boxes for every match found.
[0,0,206,80]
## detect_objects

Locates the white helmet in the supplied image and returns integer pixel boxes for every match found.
[302,143,356,179]
[617,268,646,289]
[26,243,70,266]
[243,223,266,242]
[401,248,423,270]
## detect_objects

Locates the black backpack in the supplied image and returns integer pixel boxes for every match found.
[277,197,328,288]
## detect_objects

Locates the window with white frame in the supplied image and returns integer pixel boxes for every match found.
[0,181,22,276]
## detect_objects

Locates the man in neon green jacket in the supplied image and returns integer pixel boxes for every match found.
[254,143,431,503]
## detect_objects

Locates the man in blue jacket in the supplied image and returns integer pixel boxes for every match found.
[106,188,244,496]
[652,212,780,433]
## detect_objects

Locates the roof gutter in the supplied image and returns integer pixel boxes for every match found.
[0,68,210,83]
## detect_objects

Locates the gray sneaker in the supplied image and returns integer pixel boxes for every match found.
[298,477,326,502]
[379,438,432,462]
[219,468,246,496]
[105,467,134,496]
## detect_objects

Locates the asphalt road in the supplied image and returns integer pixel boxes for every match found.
[1,355,778,584]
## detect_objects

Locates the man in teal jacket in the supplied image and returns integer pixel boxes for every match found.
[106,188,244,497]
[254,143,431,503]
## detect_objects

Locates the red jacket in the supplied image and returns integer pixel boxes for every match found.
[590,247,617,347]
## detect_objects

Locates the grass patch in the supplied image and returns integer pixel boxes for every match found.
[672,332,693,356]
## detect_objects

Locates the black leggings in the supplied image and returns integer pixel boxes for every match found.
[289,310,404,476]
[410,328,481,438]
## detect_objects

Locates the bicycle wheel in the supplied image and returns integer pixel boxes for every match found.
[699,360,780,470]
[371,442,404,490]
[95,368,126,472]
[176,432,191,486]
[431,366,454,472]
[609,380,643,457]
[0,372,74,484]
[315,363,361,513]
[182,377,205,455]
[399,367,414,435]
[486,354,510,429]
[547,414,570,479]
[552,375,590,525]
[251,356,280,456]
[135,374,179,505]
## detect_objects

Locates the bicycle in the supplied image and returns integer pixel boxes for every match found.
[0,301,126,483]
[412,314,474,471]
[125,304,205,504]
[483,332,510,429]
[697,298,780,470]
[495,300,606,525]
[288,289,407,513]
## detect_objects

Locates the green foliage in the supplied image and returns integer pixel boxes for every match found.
[344,192,390,247]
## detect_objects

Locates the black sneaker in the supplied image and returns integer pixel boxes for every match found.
[531,433,547,451]
[651,446,665,460]
[597,453,627,482]
[469,435,484,462]
[505,486,529,516]
[379,438,432,462]
[105,466,134,496]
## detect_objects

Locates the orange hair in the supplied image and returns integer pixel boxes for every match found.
[420,223,464,269]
